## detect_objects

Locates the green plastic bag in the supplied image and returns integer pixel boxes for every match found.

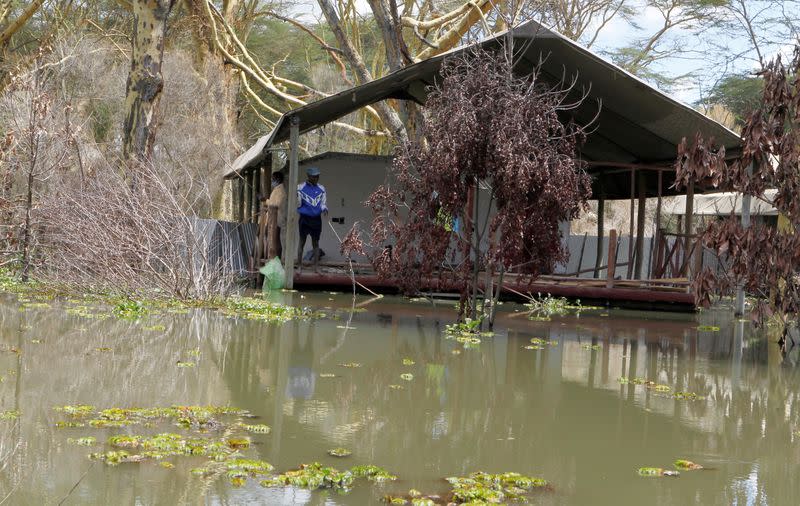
[260,257,285,291]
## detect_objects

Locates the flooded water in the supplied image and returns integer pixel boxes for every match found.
[0,290,799,505]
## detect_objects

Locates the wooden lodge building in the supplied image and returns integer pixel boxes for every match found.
[225,20,743,310]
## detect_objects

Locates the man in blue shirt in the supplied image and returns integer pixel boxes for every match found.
[297,166,328,272]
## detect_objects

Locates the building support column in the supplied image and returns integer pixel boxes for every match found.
[284,117,300,289]
[735,163,753,316]
[594,183,604,278]
[634,173,647,279]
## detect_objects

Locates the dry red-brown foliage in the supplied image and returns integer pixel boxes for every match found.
[676,46,800,347]
[363,47,592,315]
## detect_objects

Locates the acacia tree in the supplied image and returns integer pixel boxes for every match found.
[676,46,800,351]
[122,0,177,162]
[360,47,592,324]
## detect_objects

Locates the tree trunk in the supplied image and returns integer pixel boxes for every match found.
[122,0,176,162]
[317,0,408,144]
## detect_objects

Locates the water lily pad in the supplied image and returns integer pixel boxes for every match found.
[319,373,336,378]
[400,373,414,381]
[328,448,352,457]
[176,361,195,368]
[339,362,362,368]
[402,358,415,366]
[697,325,720,332]
[388,384,404,390]
[524,345,543,350]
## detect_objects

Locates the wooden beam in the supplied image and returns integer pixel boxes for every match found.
[650,171,663,279]
[634,173,646,279]
[284,117,300,289]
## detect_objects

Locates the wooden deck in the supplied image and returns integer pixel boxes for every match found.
[291,263,696,310]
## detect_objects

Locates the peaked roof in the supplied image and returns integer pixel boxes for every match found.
[228,19,741,199]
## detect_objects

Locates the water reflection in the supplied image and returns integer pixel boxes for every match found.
[0,293,799,504]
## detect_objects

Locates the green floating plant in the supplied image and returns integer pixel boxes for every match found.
[697,325,720,332]
[446,471,548,503]
[261,462,355,491]
[674,460,704,470]
[581,344,601,351]
[350,465,397,482]
[67,436,97,446]
[637,467,679,477]
[0,410,20,421]
[400,373,414,381]
[242,424,271,434]
[328,448,352,457]
[402,358,415,366]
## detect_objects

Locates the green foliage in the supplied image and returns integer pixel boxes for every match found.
[111,299,148,319]
[705,74,764,125]
[637,467,679,477]
[350,464,397,482]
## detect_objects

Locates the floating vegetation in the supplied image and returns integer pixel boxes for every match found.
[637,467,679,477]
[400,373,414,381]
[319,373,336,378]
[336,325,356,330]
[95,347,112,352]
[160,462,175,469]
[55,405,95,417]
[351,464,397,482]
[89,450,145,465]
[21,301,50,309]
[674,460,704,470]
[55,405,249,430]
[261,462,355,490]
[339,362,362,368]
[444,318,492,339]
[227,438,250,449]
[529,337,557,346]
[402,358,415,366]
[328,448,352,457]
[673,391,705,401]
[446,471,548,503]
[67,436,97,446]
[388,385,404,390]
[176,361,196,368]
[450,350,461,355]
[697,325,721,332]
[112,300,148,319]
[581,344,601,351]
[242,424,271,434]
[56,421,86,428]
[524,345,543,350]
[221,296,306,323]
[0,410,20,421]
[525,294,589,317]
[188,348,201,357]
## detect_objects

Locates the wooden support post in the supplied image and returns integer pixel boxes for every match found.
[284,117,300,289]
[244,169,252,223]
[237,177,245,223]
[682,180,694,277]
[594,188,605,278]
[651,171,663,279]
[606,229,617,289]
[627,169,635,279]
[252,166,261,222]
[634,172,646,279]
[735,163,754,316]
[576,232,588,276]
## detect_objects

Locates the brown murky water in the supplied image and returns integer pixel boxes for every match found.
[0,290,798,505]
